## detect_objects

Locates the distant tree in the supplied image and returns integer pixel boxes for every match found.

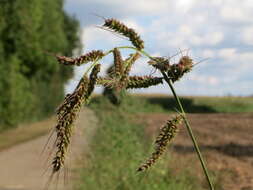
[0,0,81,129]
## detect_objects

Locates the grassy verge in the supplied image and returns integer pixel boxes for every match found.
[77,97,202,190]
[0,116,54,151]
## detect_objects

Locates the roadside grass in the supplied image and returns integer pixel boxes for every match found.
[0,116,54,151]
[77,97,202,190]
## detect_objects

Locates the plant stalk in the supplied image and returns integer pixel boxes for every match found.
[162,72,214,190]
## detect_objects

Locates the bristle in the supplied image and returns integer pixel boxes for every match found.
[103,18,144,50]
[127,76,163,89]
[137,115,183,172]
[56,50,104,66]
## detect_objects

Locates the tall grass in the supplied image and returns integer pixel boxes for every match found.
[48,17,215,188]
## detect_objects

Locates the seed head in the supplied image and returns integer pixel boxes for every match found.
[148,57,170,72]
[51,63,101,174]
[56,50,104,66]
[167,56,194,82]
[53,76,89,173]
[103,18,144,50]
[127,76,163,89]
[85,64,101,103]
[113,48,123,77]
[137,115,183,172]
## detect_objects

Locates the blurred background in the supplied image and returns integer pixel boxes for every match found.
[0,0,252,190]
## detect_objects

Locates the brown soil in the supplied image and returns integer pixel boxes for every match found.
[0,108,97,190]
[139,113,253,190]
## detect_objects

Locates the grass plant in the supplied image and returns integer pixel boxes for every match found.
[47,17,216,189]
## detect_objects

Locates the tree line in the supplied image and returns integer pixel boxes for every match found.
[0,0,81,129]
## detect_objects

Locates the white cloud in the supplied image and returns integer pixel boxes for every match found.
[64,0,253,96]
[242,27,253,45]
[188,31,224,46]
[218,48,237,60]
[202,49,215,58]
[189,74,219,86]
[220,1,253,23]
[81,26,124,50]
[179,25,192,36]
[175,0,196,13]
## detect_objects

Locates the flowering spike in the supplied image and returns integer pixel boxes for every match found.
[113,48,123,77]
[127,76,163,89]
[103,18,144,50]
[56,50,104,66]
[137,115,183,172]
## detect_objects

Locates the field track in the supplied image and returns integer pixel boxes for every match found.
[141,112,253,190]
[0,108,97,190]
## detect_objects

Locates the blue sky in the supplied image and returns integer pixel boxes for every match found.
[64,0,253,96]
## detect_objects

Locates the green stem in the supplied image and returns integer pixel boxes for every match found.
[162,72,214,190]
[116,46,153,59]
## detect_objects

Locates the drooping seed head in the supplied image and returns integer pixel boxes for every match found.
[53,76,89,173]
[137,115,183,172]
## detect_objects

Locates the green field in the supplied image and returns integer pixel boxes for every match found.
[101,94,253,113]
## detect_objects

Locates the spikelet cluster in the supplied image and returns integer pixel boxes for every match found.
[103,18,144,50]
[137,115,183,172]
[52,65,100,173]
[85,64,101,102]
[56,50,104,66]
[149,56,194,82]
[127,76,163,89]
[53,76,89,173]
[100,51,141,92]
[113,48,123,77]
[117,52,141,90]
[148,57,170,72]
[167,56,193,82]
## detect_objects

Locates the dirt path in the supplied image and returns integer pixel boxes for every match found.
[140,113,253,190]
[0,108,97,190]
